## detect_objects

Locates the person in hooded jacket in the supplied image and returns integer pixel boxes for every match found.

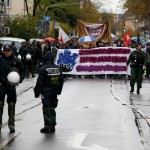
[0,45,25,133]
[23,43,35,78]
[34,51,64,133]
[19,42,27,66]
[10,41,18,57]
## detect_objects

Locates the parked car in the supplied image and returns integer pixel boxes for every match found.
[0,37,26,51]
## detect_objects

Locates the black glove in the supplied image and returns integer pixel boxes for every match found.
[35,93,40,98]
[57,90,61,95]
[34,87,40,98]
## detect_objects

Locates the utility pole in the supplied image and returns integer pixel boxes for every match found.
[0,2,7,37]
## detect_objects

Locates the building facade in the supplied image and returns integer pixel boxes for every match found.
[0,0,33,16]
[0,0,33,36]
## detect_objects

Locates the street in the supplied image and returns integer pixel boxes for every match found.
[0,77,150,150]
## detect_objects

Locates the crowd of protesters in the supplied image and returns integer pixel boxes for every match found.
[0,37,150,80]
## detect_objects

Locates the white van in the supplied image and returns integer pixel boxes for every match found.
[0,37,26,51]
[29,38,43,44]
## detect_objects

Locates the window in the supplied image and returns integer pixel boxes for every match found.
[0,0,10,6]
[6,0,10,7]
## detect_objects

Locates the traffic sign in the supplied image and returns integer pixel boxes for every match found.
[43,16,50,23]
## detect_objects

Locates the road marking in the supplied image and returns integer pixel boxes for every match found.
[74,104,95,110]
[72,133,109,150]
[0,132,21,149]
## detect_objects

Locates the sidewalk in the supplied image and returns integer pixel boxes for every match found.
[112,78,150,149]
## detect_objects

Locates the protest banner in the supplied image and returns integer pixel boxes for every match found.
[55,47,131,75]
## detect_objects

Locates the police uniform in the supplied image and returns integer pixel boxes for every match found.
[23,43,35,78]
[0,45,25,133]
[10,41,18,57]
[34,51,64,133]
[126,43,147,94]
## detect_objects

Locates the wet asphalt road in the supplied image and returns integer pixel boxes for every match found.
[0,77,150,150]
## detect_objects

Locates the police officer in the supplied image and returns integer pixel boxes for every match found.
[145,42,150,78]
[10,41,18,57]
[126,42,147,94]
[32,41,42,73]
[34,51,64,133]
[19,42,27,67]
[0,45,25,133]
[23,43,35,78]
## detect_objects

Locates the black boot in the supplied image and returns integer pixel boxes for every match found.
[8,103,15,133]
[0,101,4,133]
[130,86,134,93]
[41,107,56,133]
[32,74,35,78]
[51,126,55,133]
[137,88,140,94]
[40,126,51,133]
[40,125,55,133]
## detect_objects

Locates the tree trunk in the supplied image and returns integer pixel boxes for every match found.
[24,0,29,16]
[33,0,41,16]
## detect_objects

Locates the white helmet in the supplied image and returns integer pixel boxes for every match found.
[18,55,21,60]
[7,71,20,86]
[26,54,32,60]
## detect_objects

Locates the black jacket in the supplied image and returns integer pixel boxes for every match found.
[34,51,64,97]
[0,53,25,85]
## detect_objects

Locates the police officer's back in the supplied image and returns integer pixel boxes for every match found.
[34,51,64,133]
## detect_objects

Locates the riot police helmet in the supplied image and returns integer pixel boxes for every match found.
[136,42,142,47]
[146,42,150,46]
[26,54,32,60]
[18,54,22,60]
[7,71,20,86]
[11,41,15,46]
[3,44,12,51]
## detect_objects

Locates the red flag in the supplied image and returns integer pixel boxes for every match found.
[122,31,131,47]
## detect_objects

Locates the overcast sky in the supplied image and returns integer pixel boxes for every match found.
[91,0,126,14]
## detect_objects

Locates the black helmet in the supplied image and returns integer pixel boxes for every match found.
[11,41,15,46]
[42,51,54,65]
[136,42,142,47]
[146,42,150,46]
[3,44,12,51]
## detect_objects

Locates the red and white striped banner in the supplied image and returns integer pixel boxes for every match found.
[55,47,131,75]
